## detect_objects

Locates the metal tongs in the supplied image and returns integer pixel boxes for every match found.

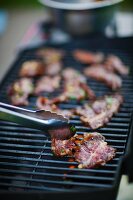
[0,102,76,140]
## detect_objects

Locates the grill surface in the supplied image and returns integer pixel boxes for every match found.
[0,37,133,195]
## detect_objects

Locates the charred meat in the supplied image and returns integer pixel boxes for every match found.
[37,48,64,75]
[51,134,83,157]
[62,68,86,83]
[35,75,61,94]
[36,96,57,112]
[51,132,116,168]
[75,94,123,129]
[63,82,94,101]
[8,78,34,106]
[79,82,96,100]
[105,55,129,75]
[73,50,104,64]
[45,61,62,76]
[19,61,45,77]
[37,48,65,64]
[51,137,76,156]
[84,65,122,90]
[61,68,95,101]
[75,132,116,169]
[51,81,95,103]
[36,96,73,118]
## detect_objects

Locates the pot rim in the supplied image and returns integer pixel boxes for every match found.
[39,0,124,10]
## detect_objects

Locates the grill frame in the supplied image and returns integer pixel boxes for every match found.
[0,36,133,200]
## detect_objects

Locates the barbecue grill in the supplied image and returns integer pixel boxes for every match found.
[0,36,133,200]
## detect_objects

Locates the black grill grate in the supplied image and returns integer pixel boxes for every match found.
[0,38,133,193]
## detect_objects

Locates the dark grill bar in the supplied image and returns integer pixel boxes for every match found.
[0,37,133,200]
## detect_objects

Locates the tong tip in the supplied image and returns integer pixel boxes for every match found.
[49,125,76,140]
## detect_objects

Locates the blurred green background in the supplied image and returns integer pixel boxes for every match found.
[0,0,133,10]
[0,0,42,8]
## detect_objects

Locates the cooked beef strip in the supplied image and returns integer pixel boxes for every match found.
[75,104,95,119]
[49,81,95,103]
[36,96,73,118]
[51,133,84,157]
[73,50,104,64]
[56,109,74,119]
[75,132,116,169]
[36,97,57,111]
[59,68,95,101]
[8,78,34,106]
[105,55,129,75]
[45,61,62,76]
[37,48,64,76]
[51,137,76,156]
[80,82,96,100]
[37,48,65,64]
[63,81,88,100]
[35,75,61,94]
[62,68,86,83]
[84,65,122,90]
[75,94,123,129]
[19,61,45,77]
[51,132,116,168]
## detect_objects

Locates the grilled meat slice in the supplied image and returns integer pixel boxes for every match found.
[50,81,95,103]
[37,48,65,64]
[8,78,34,106]
[80,82,96,100]
[73,50,104,64]
[62,68,86,83]
[37,48,64,75]
[51,137,76,156]
[61,68,95,101]
[84,65,122,90]
[63,81,89,100]
[56,109,74,119]
[45,61,62,76]
[75,132,116,169]
[36,96,73,118]
[51,132,116,168]
[35,75,61,94]
[36,96,57,112]
[19,61,45,77]
[75,94,123,129]
[105,55,129,75]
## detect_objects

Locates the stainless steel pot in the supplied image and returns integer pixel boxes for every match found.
[39,0,124,36]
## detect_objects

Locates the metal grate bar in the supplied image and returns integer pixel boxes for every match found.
[0,170,114,181]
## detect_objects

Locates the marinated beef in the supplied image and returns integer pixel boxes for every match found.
[36,96,57,112]
[45,62,62,76]
[73,50,104,64]
[62,68,86,83]
[75,94,123,129]
[51,137,76,156]
[63,82,91,100]
[105,55,129,75]
[36,48,64,75]
[79,82,96,100]
[19,61,45,77]
[8,78,34,106]
[75,132,116,168]
[50,82,95,103]
[51,132,116,168]
[37,48,65,64]
[36,96,73,118]
[61,68,95,101]
[84,65,122,90]
[35,75,61,94]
